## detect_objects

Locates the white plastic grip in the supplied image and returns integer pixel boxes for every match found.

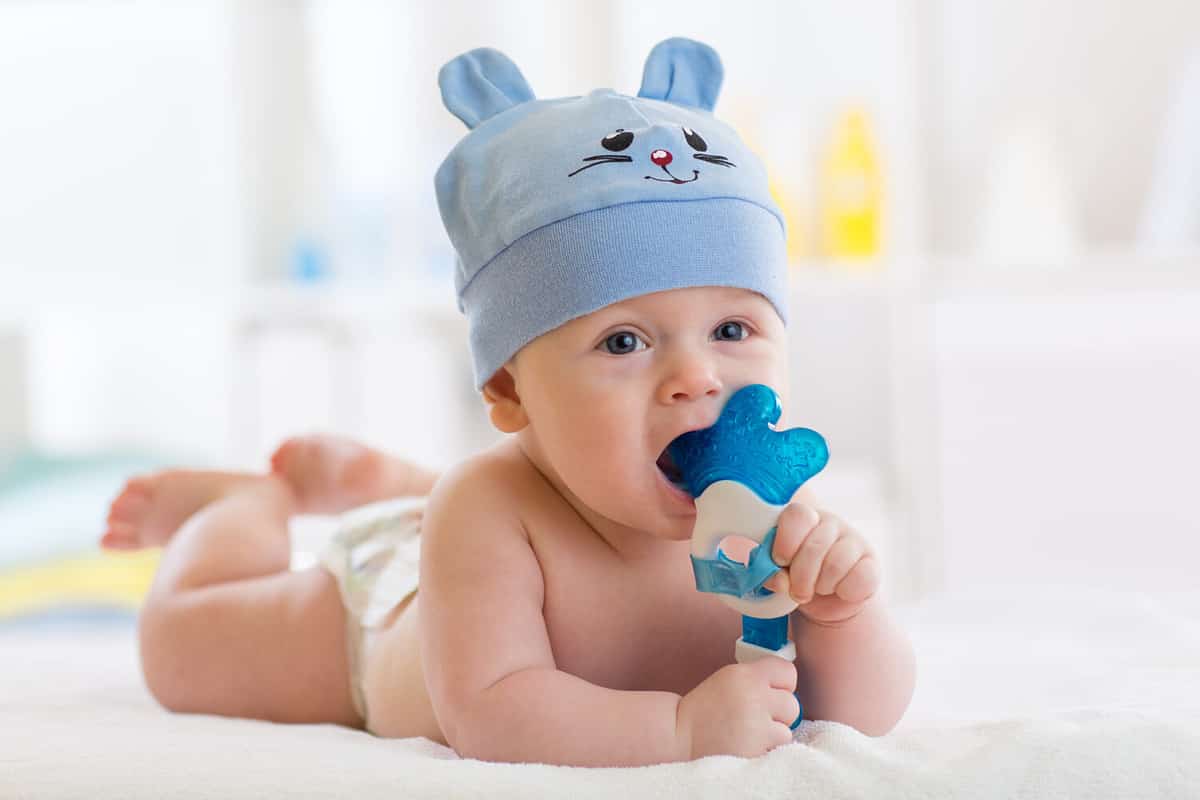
[734,637,797,664]
[690,480,799,619]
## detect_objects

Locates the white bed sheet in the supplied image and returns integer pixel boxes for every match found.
[3,585,1199,799]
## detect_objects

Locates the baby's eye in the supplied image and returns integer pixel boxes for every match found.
[713,321,748,342]
[600,330,646,355]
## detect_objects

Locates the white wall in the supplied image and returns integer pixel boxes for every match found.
[930,276,1200,593]
[927,0,1200,254]
[0,3,250,459]
[24,299,236,460]
[0,328,28,449]
[0,2,246,297]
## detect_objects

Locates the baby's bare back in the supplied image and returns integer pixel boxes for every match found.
[362,439,741,743]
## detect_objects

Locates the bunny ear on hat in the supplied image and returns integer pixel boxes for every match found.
[438,47,536,129]
[637,37,724,111]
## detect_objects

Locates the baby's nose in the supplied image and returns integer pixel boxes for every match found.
[650,149,673,167]
[660,357,722,404]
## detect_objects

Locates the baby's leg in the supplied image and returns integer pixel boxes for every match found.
[103,436,435,552]
[110,435,438,728]
[102,470,262,551]
[269,434,440,514]
[135,474,362,728]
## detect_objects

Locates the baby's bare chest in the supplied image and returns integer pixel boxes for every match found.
[528,523,744,696]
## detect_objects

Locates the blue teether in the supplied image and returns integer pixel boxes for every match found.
[669,384,828,605]
[667,383,829,731]
[668,383,828,506]
[689,527,782,599]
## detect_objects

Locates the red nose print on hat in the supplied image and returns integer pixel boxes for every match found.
[651,149,673,167]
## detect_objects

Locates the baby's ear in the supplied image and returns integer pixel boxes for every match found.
[637,37,723,111]
[438,47,536,130]
[481,366,529,434]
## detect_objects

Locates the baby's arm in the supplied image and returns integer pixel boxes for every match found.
[792,597,916,736]
[778,488,916,735]
[269,435,440,508]
[419,460,686,766]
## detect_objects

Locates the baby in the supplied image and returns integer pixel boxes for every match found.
[102,38,915,767]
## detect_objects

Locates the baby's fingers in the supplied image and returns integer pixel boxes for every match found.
[763,570,790,595]
[768,721,796,749]
[770,503,821,567]
[834,555,880,604]
[814,536,866,597]
[768,689,802,727]
[786,517,842,603]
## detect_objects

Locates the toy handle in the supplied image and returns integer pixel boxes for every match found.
[733,622,804,730]
[734,633,796,664]
[691,481,807,729]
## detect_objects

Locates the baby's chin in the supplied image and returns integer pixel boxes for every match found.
[592,491,697,542]
[552,461,698,541]
[656,519,698,542]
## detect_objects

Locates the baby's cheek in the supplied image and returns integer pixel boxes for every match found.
[549,418,628,487]
[729,353,789,413]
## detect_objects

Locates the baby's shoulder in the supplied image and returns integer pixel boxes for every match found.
[432,438,540,500]
[420,440,551,595]
[423,439,541,540]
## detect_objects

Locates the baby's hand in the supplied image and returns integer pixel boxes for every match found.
[763,504,880,625]
[676,658,799,760]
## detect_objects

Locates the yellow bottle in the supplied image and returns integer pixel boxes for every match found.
[820,108,883,262]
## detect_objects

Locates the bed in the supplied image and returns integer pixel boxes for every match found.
[3,582,1199,799]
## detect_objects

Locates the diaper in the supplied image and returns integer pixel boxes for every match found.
[317,496,425,727]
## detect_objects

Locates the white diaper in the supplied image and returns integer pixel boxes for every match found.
[317,496,425,727]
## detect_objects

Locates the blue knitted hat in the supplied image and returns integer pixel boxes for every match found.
[434,37,789,389]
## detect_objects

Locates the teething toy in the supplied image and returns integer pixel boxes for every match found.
[667,383,828,729]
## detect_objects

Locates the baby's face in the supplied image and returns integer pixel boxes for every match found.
[507,286,790,541]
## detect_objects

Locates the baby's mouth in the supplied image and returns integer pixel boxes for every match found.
[656,447,688,491]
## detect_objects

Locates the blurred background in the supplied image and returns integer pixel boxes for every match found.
[2,0,1199,626]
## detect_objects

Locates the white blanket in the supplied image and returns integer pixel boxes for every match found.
[3,586,1199,799]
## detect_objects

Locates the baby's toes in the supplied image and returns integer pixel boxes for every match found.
[100,522,140,550]
[108,479,151,524]
[269,437,306,476]
[272,437,329,497]
[101,479,152,548]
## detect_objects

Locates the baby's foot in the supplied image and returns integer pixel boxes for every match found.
[269,434,437,514]
[101,470,266,551]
